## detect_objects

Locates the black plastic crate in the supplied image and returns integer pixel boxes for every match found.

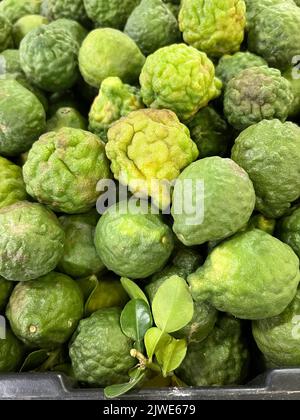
[1,369,300,400]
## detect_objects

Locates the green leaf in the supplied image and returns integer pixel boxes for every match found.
[120,277,149,305]
[104,368,146,399]
[156,337,187,377]
[120,299,152,345]
[19,350,50,372]
[152,275,194,333]
[144,327,171,360]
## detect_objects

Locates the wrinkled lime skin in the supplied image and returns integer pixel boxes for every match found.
[83,0,139,29]
[187,107,231,158]
[0,156,27,210]
[0,49,21,74]
[13,14,49,47]
[41,0,90,26]
[224,66,294,130]
[0,328,24,372]
[284,67,300,118]
[253,288,300,367]
[0,0,41,23]
[216,52,268,87]
[0,71,48,113]
[179,0,246,58]
[0,79,46,157]
[20,25,79,92]
[124,0,180,56]
[277,207,300,258]
[23,127,111,214]
[0,15,13,52]
[245,0,296,29]
[106,109,198,209]
[176,316,249,386]
[58,212,105,279]
[6,272,84,349]
[89,77,144,141]
[231,120,300,218]
[0,278,14,312]
[248,3,300,71]
[48,19,88,46]
[94,200,174,279]
[69,308,135,386]
[189,229,300,320]
[172,157,255,246]
[140,44,222,121]
[79,28,145,88]
[0,202,65,282]
[46,107,87,132]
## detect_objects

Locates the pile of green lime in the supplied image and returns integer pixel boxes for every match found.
[1,0,300,398]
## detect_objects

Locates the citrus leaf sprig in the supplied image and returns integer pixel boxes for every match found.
[104,275,194,398]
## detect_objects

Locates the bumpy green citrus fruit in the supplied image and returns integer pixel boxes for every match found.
[0,71,48,113]
[48,18,87,46]
[0,49,22,74]
[6,272,84,348]
[57,212,105,278]
[277,207,300,258]
[179,0,246,57]
[0,202,65,281]
[0,15,13,52]
[224,66,294,130]
[41,0,89,25]
[231,120,300,218]
[187,107,231,158]
[0,0,41,23]
[0,156,27,209]
[253,288,300,367]
[0,79,46,156]
[248,3,300,71]
[216,52,268,87]
[245,0,296,29]
[0,328,24,372]
[189,229,300,320]
[20,25,79,92]
[69,308,135,386]
[88,77,144,141]
[0,278,13,312]
[13,14,49,47]
[23,127,111,214]
[140,44,222,120]
[177,315,248,386]
[79,28,145,88]
[172,157,255,246]
[46,107,87,132]
[83,0,139,29]
[124,0,180,56]
[106,109,198,209]
[94,200,174,279]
